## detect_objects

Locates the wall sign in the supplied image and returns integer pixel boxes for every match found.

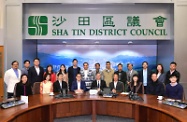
[24,14,171,40]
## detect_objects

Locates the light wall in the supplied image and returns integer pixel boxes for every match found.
[0,0,4,45]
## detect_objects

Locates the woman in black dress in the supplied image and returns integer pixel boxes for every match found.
[15,74,32,97]
[130,74,144,94]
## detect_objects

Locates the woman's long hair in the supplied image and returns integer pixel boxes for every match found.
[46,65,54,74]
[58,64,67,74]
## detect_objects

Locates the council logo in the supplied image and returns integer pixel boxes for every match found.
[28,16,48,35]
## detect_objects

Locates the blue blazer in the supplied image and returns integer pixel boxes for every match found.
[71,81,87,92]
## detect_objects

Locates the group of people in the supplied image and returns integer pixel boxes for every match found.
[4,58,184,100]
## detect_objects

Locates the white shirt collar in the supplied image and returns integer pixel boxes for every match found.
[77,81,81,89]
[114,81,118,88]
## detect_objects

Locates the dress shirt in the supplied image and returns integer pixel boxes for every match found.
[13,68,19,78]
[77,81,81,90]
[35,66,40,75]
[157,73,161,78]
[143,69,148,86]
[170,70,175,75]
[59,81,62,88]
[114,81,118,89]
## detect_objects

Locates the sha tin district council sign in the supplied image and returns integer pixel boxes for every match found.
[25,14,171,40]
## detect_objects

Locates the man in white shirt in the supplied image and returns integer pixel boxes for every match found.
[80,62,93,90]
[4,61,21,98]
[109,74,124,93]
[28,58,44,86]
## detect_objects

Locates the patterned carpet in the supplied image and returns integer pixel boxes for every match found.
[54,115,135,122]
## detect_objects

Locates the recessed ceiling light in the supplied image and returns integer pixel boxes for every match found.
[94,41,100,44]
[62,41,67,44]
[128,41,133,44]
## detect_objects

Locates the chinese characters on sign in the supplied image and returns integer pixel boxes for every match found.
[153,16,167,27]
[52,16,66,26]
[27,14,170,39]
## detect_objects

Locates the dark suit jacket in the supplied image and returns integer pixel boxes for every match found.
[109,81,124,93]
[147,80,165,96]
[15,82,33,97]
[129,82,144,94]
[91,80,107,91]
[71,81,86,92]
[138,69,152,85]
[165,70,180,85]
[68,66,81,89]
[28,66,44,85]
[53,80,68,93]
[157,73,166,83]
[114,70,127,84]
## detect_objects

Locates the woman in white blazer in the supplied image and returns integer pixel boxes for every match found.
[4,61,21,98]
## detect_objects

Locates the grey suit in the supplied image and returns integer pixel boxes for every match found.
[21,68,29,75]
[157,73,166,83]
[126,70,138,82]
[91,70,104,80]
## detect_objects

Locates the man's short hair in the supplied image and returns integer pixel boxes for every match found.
[24,60,30,64]
[170,61,177,66]
[33,58,40,62]
[83,62,89,66]
[72,59,78,62]
[142,61,148,65]
[11,60,19,65]
[106,61,111,64]
[118,63,123,67]
[127,63,133,67]
[95,63,100,66]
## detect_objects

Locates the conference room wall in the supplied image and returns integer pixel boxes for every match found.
[174,1,187,99]
[22,39,37,66]
[0,0,4,46]
[5,1,187,98]
[157,40,174,71]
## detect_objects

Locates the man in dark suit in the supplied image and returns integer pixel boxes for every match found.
[68,59,81,91]
[114,63,127,91]
[147,73,165,96]
[71,73,86,93]
[165,62,180,85]
[109,74,124,93]
[138,61,152,94]
[53,73,68,93]
[28,58,44,86]
[91,73,107,91]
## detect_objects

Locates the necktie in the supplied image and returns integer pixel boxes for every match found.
[60,82,62,89]
[24,85,26,96]
[97,81,100,88]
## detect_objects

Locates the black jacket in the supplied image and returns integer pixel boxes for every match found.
[53,80,68,93]
[165,70,180,85]
[114,70,127,84]
[138,69,152,85]
[129,82,144,94]
[91,80,107,91]
[109,81,124,93]
[15,82,33,97]
[28,66,44,85]
[147,80,165,96]
[68,66,81,90]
